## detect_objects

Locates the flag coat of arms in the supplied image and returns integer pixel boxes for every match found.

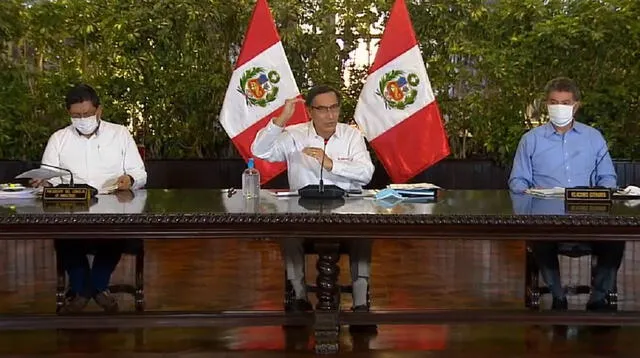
[219,0,308,184]
[354,0,450,183]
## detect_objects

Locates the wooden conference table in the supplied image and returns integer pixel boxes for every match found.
[1,189,640,354]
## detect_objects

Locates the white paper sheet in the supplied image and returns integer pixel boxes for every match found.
[15,168,68,180]
[266,189,299,197]
[618,185,640,196]
[99,177,120,194]
[388,183,441,190]
[0,188,39,199]
[525,187,565,197]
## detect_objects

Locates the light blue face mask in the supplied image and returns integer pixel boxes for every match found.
[375,188,404,201]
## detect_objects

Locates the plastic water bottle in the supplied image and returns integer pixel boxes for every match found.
[242,158,260,198]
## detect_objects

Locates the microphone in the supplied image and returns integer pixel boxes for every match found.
[588,149,610,188]
[298,138,345,199]
[30,162,97,198]
[565,147,614,203]
[319,140,327,193]
[38,162,75,186]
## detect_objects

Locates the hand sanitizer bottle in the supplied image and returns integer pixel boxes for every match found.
[242,158,260,199]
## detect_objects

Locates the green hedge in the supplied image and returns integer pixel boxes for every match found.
[1,0,638,163]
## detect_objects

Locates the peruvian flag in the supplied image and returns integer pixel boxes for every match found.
[219,0,308,184]
[353,0,450,183]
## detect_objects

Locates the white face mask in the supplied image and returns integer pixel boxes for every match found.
[547,104,574,127]
[71,115,99,135]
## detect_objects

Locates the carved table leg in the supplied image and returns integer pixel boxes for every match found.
[313,241,341,354]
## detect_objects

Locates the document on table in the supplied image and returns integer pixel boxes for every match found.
[345,189,378,198]
[524,187,565,197]
[0,188,39,199]
[15,167,68,180]
[266,189,299,197]
[615,185,640,197]
[385,183,439,198]
[266,189,379,198]
[388,183,441,190]
[614,186,640,204]
[100,177,120,194]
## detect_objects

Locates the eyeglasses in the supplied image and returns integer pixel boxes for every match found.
[311,103,340,114]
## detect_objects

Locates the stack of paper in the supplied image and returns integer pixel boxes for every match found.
[345,189,378,198]
[525,187,565,197]
[617,185,640,196]
[386,183,439,197]
[1,183,27,191]
[0,188,38,200]
[616,186,640,205]
[15,168,68,180]
[267,189,298,197]
[388,183,441,190]
[266,189,379,198]
[100,177,120,194]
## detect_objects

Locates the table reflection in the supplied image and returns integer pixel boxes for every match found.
[1,189,640,217]
[510,192,566,215]
[510,192,619,216]
[226,190,437,215]
[0,190,148,214]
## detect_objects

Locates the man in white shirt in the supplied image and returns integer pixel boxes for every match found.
[32,84,147,313]
[252,85,375,313]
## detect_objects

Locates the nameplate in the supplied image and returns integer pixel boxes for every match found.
[43,201,91,212]
[565,187,612,202]
[42,187,91,201]
[565,202,612,214]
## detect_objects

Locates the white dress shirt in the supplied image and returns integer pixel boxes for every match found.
[41,120,147,190]
[251,120,374,191]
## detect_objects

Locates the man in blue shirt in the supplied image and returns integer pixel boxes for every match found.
[509,77,624,311]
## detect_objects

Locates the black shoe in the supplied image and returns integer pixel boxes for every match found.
[586,299,616,312]
[352,305,370,313]
[551,297,568,311]
[349,305,377,333]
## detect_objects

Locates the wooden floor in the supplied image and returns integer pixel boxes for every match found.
[1,239,640,357]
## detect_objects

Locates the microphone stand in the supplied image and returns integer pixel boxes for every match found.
[34,162,97,199]
[38,163,75,186]
[319,141,327,193]
[565,149,613,203]
[297,137,345,199]
[588,149,609,188]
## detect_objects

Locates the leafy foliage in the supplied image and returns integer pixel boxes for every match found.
[0,0,639,164]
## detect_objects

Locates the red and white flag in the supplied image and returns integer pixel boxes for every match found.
[219,0,308,184]
[354,0,450,183]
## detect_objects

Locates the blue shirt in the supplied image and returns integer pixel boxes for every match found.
[508,121,617,193]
